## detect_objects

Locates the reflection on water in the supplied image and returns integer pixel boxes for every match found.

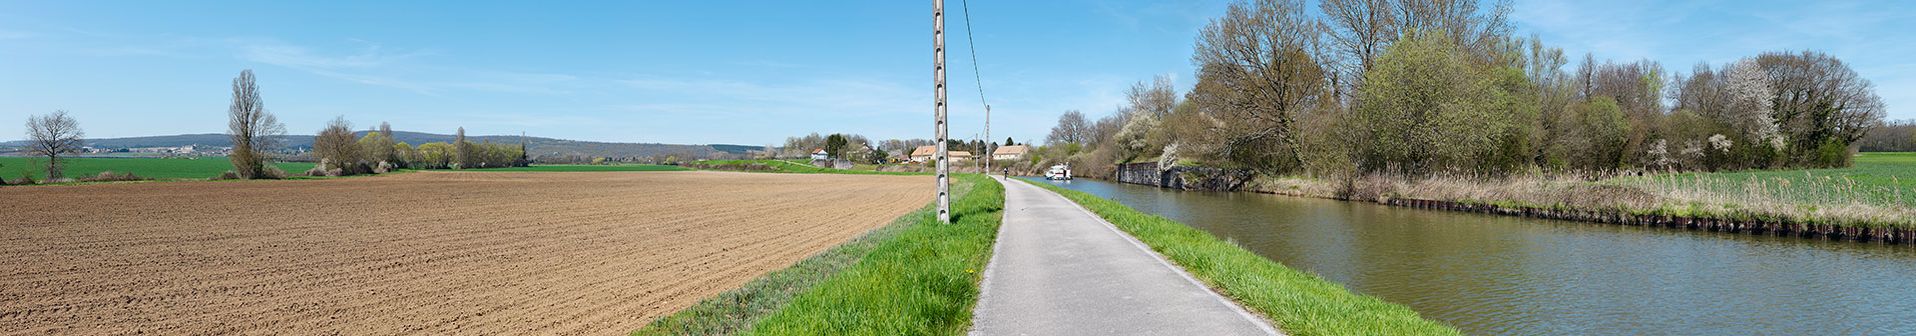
[1028,177,1916,335]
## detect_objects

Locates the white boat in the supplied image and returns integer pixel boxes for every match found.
[1044,164,1072,180]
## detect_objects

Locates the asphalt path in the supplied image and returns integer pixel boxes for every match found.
[969,178,1280,335]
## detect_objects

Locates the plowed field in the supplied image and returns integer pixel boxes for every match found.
[0,171,932,335]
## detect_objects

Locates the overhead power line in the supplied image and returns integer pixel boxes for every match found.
[960,0,989,108]
[960,0,994,178]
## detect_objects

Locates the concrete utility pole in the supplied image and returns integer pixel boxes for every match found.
[984,104,991,178]
[934,0,951,223]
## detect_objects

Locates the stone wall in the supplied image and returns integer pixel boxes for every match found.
[1115,162,1254,191]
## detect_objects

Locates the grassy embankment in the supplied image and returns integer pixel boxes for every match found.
[1026,181,1460,336]
[0,157,314,181]
[1252,152,1916,230]
[636,174,1002,335]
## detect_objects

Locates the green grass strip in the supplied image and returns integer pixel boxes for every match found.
[0,156,314,180]
[633,202,924,335]
[1028,181,1460,336]
[695,159,926,176]
[742,174,1002,335]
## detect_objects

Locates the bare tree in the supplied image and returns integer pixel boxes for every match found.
[25,110,84,180]
[1125,75,1179,118]
[1320,0,1395,94]
[1188,0,1327,173]
[312,116,363,175]
[1391,0,1511,58]
[453,127,472,169]
[228,69,286,179]
[1045,110,1091,144]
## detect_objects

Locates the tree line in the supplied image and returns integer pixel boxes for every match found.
[8,69,530,183]
[1042,0,1888,179]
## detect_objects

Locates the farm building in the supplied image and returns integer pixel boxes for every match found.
[909,145,973,162]
[992,145,1028,160]
[810,148,829,160]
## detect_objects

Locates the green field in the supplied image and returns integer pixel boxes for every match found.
[1621,152,1916,208]
[694,159,924,175]
[0,156,315,181]
[474,164,691,172]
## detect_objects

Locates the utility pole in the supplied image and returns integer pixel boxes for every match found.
[984,104,991,178]
[933,0,951,223]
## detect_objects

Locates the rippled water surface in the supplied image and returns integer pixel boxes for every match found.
[1027,177,1916,335]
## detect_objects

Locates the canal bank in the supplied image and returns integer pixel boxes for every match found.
[1031,177,1916,335]
[1013,178,1461,335]
[1107,162,1915,245]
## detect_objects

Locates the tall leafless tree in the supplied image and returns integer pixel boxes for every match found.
[25,110,85,180]
[227,69,286,179]
[1391,0,1510,57]
[1125,75,1179,118]
[1189,0,1327,173]
[312,116,362,175]
[1045,110,1091,145]
[453,127,471,169]
[1320,0,1395,96]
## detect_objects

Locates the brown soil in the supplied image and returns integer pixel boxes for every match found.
[0,171,932,335]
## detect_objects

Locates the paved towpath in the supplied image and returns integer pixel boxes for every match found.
[970,177,1280,335]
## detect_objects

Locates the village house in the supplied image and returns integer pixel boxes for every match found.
[991,145,1028,160]
[809,148,830,160]
[909,145,974,162]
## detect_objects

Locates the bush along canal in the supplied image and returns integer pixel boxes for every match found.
[1028,177,1916,335]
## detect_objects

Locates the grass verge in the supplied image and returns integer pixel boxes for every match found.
[634,203,921,335]
[1027,181,1460,336]
[635,174,1003,335]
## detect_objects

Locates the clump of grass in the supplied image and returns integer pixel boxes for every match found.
[1029,182,1460,336]
[744,174,1002,335]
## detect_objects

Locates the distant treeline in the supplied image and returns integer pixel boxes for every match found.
[1030,0,1887,178]
[304,117,527,176]
[1859,120,1916,152]
[772,132,1021,164]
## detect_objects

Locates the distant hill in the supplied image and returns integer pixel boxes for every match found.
[709,144,766,154]
[1,132,763,160]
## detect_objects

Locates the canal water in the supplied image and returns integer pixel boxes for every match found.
[1024,177,1916,335]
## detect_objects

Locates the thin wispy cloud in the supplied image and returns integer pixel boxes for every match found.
[229,39,586,96]
[236,40,427,69]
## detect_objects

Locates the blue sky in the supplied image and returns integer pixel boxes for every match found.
[1,1,1908,145]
